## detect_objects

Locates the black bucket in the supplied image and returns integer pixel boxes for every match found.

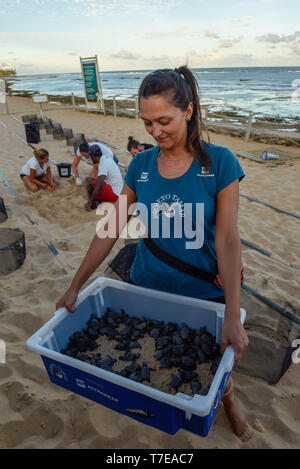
[25,122,40,144]
[57,163,72,178]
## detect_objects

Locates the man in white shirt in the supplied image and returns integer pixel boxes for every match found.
[85,146,123,210]
[72,142,119,184]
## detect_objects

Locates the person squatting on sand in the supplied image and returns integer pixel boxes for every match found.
[72,141,119,185]
[57,66,250,438]
[127,136,154,156]
[20,148,59,193]
[84,145,124,211]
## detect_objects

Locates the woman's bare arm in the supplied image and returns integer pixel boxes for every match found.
[72,154,81,178]
[215,179,248,361]
[56,184,137,312]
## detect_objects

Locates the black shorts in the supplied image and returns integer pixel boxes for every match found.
[20,173,44,180]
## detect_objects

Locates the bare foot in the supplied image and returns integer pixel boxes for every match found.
[222,378,252,440]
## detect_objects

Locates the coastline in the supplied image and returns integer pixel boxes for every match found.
[2,93,300,147]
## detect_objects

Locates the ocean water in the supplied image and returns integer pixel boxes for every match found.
[9,67,300,123]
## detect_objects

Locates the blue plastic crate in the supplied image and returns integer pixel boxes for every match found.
[26,277,246,437]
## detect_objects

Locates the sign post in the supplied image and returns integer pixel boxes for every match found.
[0,79,7,112]
[80,55,105,114]
[32,94,48,118]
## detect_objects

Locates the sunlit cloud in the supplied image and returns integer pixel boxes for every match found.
[110,50,141,60]
[204,32,220,39]
[218,41,234,48]
[256,31,300,43]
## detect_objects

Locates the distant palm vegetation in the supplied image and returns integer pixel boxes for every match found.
[0,68,16,77]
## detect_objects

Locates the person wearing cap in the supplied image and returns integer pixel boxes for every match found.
[84,146,124,210]
[72,142,118,185]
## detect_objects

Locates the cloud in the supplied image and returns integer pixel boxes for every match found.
[110,50,141,60]
[66,52,78,56]
[288,41,300,55]
[0,63,14,69]
[230,16,253,23]
[256,31,300,43]
[204,31,220,39]
[55,0,184,17]
[218,41,233,48]
[187,49,222,62]
[18,63,34,67]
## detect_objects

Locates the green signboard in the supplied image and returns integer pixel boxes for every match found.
[82,61,98,102]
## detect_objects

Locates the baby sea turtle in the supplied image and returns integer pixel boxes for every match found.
[119,352,140,362]
[173,335,183,345]
[170,373,183,390]
[200,333,213,346]
[149,328,160,339]
[141,362,151,382]
[156,337,169,349]
[160,357,174,369]
[190,379,202,395]
[172,344,185,356]
[128,340,142,350]
[182,369,197,384]
[180,325,190,340]
[153,350,164,360]
[181,356,195,369]
[197,349,206,364]
[125,362,139,374]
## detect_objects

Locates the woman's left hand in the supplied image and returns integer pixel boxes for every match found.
[221,316,249,363]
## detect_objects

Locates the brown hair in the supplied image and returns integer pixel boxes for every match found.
[138,66,211,170]
[127,136,140,152]
[33,148,49,160]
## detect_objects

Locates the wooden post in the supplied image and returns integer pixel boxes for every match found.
[245,113,253,142]
[135,96,139,119]
[39,102,44,118]
[71,93,76,111]
[113,97,117,117]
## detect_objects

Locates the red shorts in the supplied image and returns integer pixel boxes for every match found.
[92,180,119,202]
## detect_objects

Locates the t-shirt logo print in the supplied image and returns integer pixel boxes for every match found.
[137,172,149,182]
[159,201,182,218]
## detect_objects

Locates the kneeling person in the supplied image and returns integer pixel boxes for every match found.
[20,148,59,193]
[85,147,123,210]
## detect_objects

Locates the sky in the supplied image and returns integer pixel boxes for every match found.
[0,0,300,74]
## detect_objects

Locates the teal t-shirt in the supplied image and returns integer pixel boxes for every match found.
[124,143,245,300]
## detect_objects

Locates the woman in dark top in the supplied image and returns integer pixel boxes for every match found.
[57,66,250,439]
[127,136,154,156]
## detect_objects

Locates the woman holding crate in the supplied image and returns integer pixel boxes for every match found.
[57,66,250,439]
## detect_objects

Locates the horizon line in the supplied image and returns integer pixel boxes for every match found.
[6,64,300,77]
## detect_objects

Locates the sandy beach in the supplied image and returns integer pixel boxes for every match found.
[0,96,299,449]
